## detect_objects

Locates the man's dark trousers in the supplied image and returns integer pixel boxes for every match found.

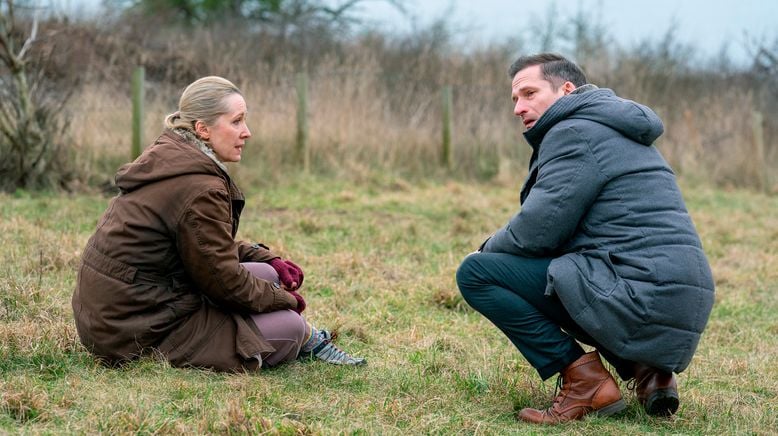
[456,252,634,380]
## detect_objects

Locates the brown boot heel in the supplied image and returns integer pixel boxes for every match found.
[633,363,679,417]
[594,398,627,417]
[644,388,679,416]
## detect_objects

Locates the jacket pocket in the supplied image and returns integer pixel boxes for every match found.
[578,250,620,297]
[81,243,138,284]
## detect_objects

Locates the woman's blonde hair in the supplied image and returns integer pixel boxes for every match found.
[164,76,242,132]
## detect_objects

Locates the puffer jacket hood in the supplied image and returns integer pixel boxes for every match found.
[525,86,664,148]
[116,130,222,194]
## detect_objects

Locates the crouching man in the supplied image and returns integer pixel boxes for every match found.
[456,53,714,424]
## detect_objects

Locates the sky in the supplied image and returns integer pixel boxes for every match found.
[357,0,778,65]
[53,0,777,66]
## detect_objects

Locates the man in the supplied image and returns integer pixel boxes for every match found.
[456,53,714,424]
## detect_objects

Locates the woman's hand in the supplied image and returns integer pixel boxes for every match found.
[284,260,304,287]
[268,258,305,290]
[287,290,306,314]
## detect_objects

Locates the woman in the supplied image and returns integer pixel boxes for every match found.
[72,76,364,371]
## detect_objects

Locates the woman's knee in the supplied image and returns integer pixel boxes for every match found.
[270,311,308,364]
[286,311,308,345]
[242,262,279,283]
[254,310,306,341]
[251,310,308,366]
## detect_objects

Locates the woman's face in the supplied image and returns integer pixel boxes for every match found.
[196,93,251,162]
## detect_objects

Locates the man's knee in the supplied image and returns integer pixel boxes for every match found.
[456,253,488,297]
[456,254,474,288]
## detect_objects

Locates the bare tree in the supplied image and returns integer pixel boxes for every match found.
[116,0,406,27]
[0,0,73,191]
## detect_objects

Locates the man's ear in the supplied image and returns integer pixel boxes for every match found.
[562,81,577,95]
[194,120,210,140]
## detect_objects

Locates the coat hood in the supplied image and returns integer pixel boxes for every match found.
[524,86,664,148]
[115,130,224,194]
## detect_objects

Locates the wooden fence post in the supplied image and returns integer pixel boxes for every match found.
[296,72,309,173]
[752,110,768,192]
[441,85,452,169]
[131,66,145,160]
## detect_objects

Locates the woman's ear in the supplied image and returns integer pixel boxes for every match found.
[194,120,210,140]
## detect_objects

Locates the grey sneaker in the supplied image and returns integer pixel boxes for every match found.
[311,340,366,366]
[319,329,335,342]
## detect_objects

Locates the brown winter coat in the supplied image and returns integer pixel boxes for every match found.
[72,130,298,372]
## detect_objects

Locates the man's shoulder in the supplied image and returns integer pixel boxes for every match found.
[540,119,601,150]
[545,114,634,148]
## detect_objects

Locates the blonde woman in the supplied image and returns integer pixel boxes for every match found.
[72,76,364,371]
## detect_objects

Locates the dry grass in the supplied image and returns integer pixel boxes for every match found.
[3,11,776,193]
[1,176,776,433]
[62,47,776,190]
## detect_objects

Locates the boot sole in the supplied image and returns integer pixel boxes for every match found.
[645,389,679,417]
[594,399,627,417]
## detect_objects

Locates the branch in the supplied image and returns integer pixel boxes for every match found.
[0,5,13,55]
[3,0,17,27]
[0,1,26,72]
[0,103,18,145]
[322,0,363,19]
[16,8,36,60]
[757,46,777,67]
[0,29,13,68]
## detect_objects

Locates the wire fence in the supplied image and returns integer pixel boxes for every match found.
[74,65,774,190]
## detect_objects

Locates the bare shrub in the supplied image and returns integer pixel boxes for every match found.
[0,1,76,191]
[51,3,778,191]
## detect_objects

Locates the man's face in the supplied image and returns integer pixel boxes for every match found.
[511,65,571,131]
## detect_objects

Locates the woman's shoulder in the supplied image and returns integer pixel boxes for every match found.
[120,130,225,183]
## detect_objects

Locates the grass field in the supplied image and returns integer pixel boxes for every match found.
[1,174,776,434]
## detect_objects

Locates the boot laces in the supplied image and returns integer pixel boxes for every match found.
[536,375,568,420]
[626,371,651,391]
[551,374,569,408]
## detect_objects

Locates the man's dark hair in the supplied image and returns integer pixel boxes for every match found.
[508,53,587,88]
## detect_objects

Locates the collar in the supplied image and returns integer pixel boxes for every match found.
[172,128,228,174]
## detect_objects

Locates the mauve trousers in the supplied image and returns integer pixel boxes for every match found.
[241,262,309,367]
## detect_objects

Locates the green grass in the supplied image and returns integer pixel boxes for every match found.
[1,176,776,434]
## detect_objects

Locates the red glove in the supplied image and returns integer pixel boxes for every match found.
[288,290,306,314]
[269,258,297,289]
[269,258,304,290]
[284,260,304,288]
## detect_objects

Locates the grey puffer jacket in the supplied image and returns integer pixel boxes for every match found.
[483,85,715,373]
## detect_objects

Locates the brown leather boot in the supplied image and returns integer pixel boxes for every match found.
[633,363,678,416]
[518,351,626,424]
